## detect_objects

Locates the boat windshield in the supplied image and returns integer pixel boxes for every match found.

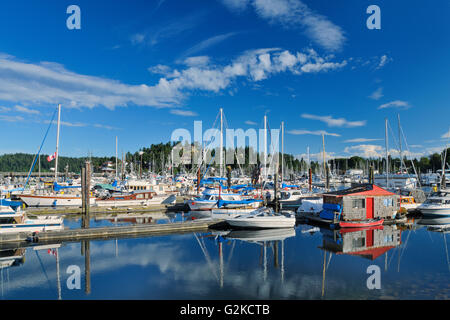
[424,199,444,205]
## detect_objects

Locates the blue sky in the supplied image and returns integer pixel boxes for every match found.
[0,0,449,161]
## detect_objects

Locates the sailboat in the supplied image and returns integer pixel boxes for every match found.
[20,104,95,207]
[374,116,418,191]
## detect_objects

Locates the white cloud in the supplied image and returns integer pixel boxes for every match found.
[378,100,411,110]
[0,115,24,122]
[369,87,383,100]
[245,120,257,125]
[343,144,384,158]
[223,0,346,51]
[182,32,237,57]
[93,123,120,130]
[14,105,40,114]
[148,64,172,76]
[287,129,340,137]
[441,129,450,139]
[44,120,86,127]
[183,56,211,67]
[301,113,366,128]
[0,48,346,110]
[344,138,382,143]
[169,109,198,117]
[376,55,392,69]
[221,0,250,11]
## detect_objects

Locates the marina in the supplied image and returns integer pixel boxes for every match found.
[0,0,449,305]
[0,212,448,300]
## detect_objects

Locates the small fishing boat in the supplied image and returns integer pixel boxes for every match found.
[0,199,64,233]
[417,189,450,217]
[226,207,296,229]
[95,191,176,207]
[339,218,384,228]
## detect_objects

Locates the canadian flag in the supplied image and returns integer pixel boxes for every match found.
[47,249,57,257]
[47,152,57,162]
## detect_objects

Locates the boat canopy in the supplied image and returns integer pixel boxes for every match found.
[0,199,22,209]
[53,182,81,192]
[217,198,262,208]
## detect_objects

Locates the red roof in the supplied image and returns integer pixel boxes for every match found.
[324,184,396,197]
[342,246,396,260]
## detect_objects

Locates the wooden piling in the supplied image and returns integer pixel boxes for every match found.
[81,161,91,228]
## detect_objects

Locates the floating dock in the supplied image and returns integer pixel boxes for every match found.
[297,211,408,227]
[0,219,224,245]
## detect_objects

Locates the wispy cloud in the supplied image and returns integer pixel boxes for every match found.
[378,100,411,110]
[344,138,382,143]
[287,129,340,137]
[130,13,203,47]
[376,55,392,69]
[0,115,24,122]
[245,120,257,125]
[14,105,40,114]
[44,120,86,127]
[222,0,346,51]
[169,109,198,117]
[369,87,383,100]
[301,113,366,128]
[182,56,211,67]
[0,48,346,110]
[93,123,120,130]
[442,129,450,139]
[182,32,237,57]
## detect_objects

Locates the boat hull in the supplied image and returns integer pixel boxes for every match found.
[417,206,450,217]
[0,216,64,234]
[339,219,384,228]
[226,217,296,229]
[20,194,95,207]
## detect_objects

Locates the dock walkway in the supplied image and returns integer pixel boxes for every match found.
[0,219,224,245]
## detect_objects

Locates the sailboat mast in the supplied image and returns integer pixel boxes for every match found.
[398,114,403,173]
[264,115,267,181]
[385,118,389,187]
[281,121,284,185]
[54,104,61,182]
[115,136,118,180]
[322,133,326,181]
[220,108,224,178]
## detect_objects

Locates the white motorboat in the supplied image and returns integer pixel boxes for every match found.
[225,207,296,229]
[0,202,64,233]
[224,228,296,242]
[187,188,261,211]
[278,189,304,209]
[374,174,418,191]
[417,190,450,217]
[296,196,323,216]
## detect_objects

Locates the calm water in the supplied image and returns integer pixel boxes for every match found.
[0,212,449,300]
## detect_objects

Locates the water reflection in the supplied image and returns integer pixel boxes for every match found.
[0,212,448,299]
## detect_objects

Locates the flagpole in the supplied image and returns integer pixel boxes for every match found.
[54,104,61,183]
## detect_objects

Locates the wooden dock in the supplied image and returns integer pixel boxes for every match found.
[25,199,189,216]
[297,212,408,228]
[0,219,224,245]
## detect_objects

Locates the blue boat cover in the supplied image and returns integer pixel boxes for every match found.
[319,210,335,220]
[323,203,341,211]
[0,199,22,209]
